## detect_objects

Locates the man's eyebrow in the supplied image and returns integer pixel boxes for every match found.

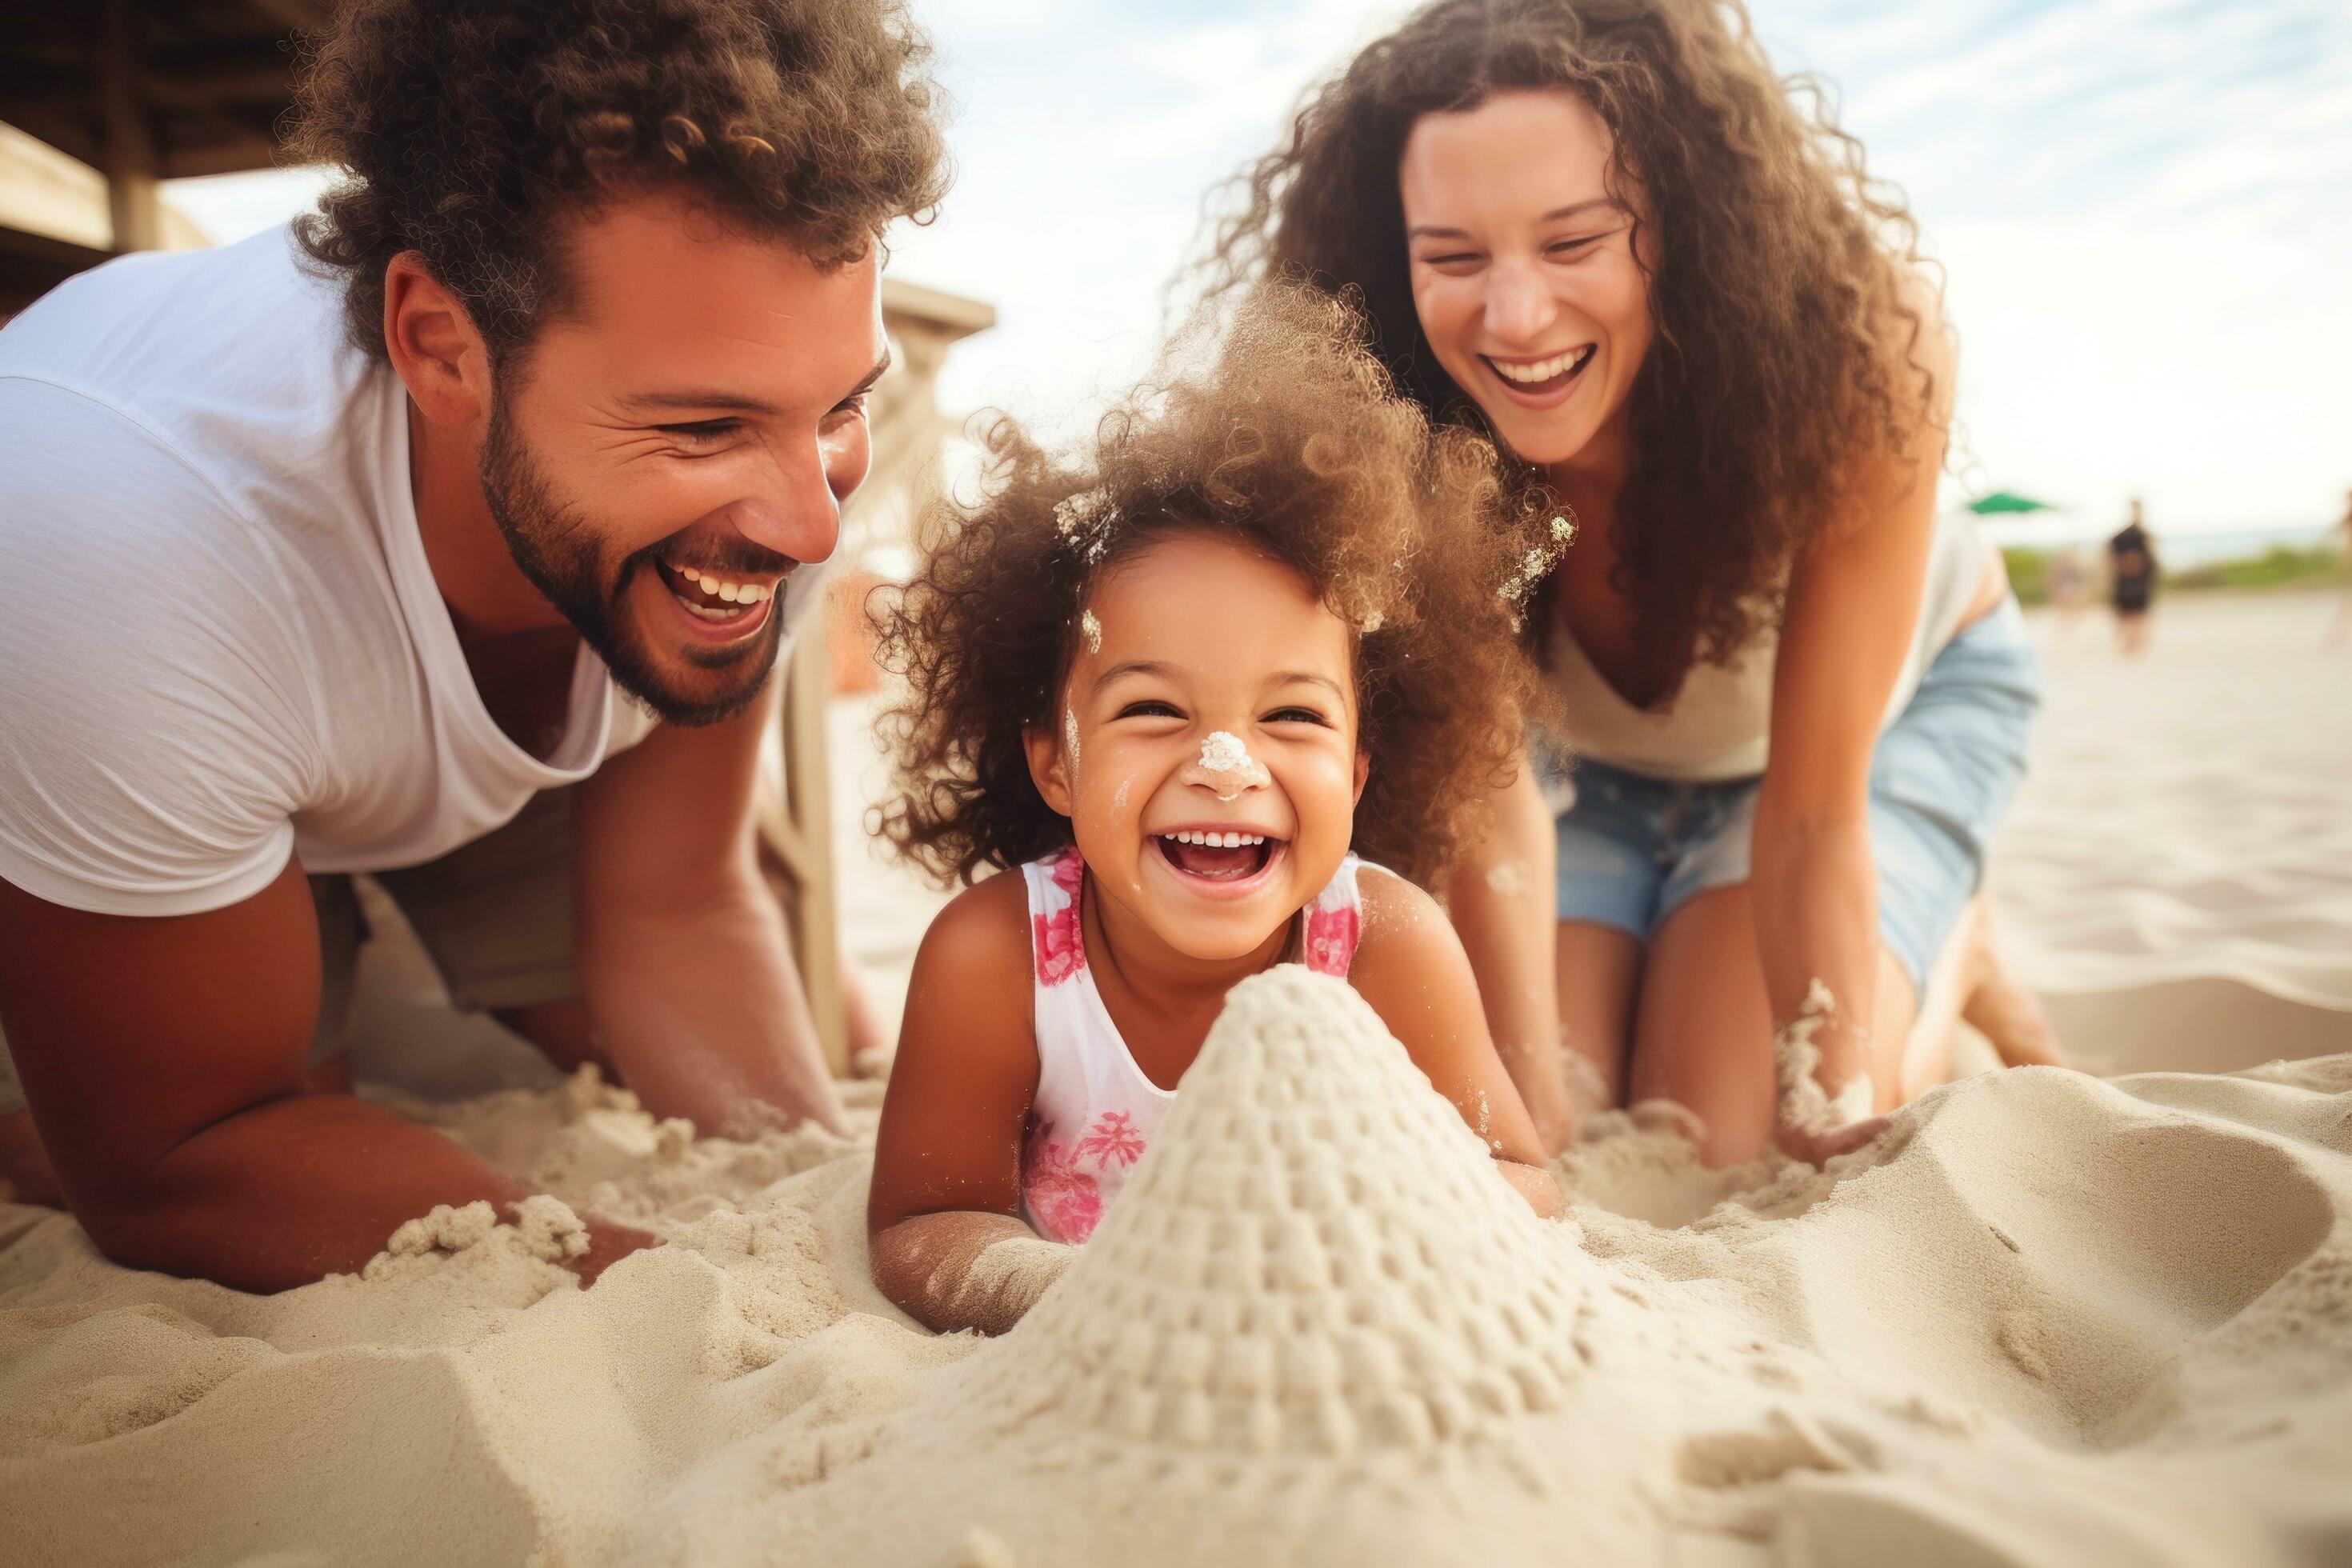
[619,390,780,416]
[616,351,892,419]
[1406,196,1617,241]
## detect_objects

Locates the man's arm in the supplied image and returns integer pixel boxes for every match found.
[570,679,847,1138]
[0,860,653,1291]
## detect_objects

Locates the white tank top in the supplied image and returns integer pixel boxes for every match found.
[1542,508,1991,783]
[1015,847,1366,1243]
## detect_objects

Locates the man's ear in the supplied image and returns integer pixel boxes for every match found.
[1351,749,1370,808]
[1024,722,1074,818]
[382,252,494,430]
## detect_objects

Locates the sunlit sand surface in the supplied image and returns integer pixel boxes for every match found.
[2,592,2346,1566]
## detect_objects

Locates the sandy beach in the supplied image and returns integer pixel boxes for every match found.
[2,588,2347,1566]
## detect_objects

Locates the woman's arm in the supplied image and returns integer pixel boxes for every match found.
[866,875,1073,1334]
[1442,765,1571,1154]
[1754,291,1954,1158]
[1354,870,1566,1218]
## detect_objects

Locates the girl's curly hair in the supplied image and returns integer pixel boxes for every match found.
[288,0,948,362]
[1194,0,1938,703]
[876,287,1563,890]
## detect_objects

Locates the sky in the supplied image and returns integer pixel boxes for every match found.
[166,0,2352,536]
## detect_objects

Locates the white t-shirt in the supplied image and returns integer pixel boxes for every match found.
[0,227,665,918]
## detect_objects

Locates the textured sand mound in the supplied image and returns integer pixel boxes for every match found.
[4,973,2350,1566]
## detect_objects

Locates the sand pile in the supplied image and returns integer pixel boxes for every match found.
[5,966,2351,1566]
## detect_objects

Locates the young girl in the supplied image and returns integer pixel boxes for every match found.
[866,292,1567,1336]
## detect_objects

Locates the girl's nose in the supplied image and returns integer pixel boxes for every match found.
[1484,259,1557,346]
[1178,730,1270,800]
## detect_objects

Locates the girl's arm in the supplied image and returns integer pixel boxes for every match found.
[1441,765,1572,1155]
[867,875,1072,1335]
[1352,869,1566,1218]
[1754,290,1954,1160]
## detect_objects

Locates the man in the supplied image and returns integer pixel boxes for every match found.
[0,0,946,1290]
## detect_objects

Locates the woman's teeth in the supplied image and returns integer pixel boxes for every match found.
[1161,830,1266,848]
[1490,346,1593,383]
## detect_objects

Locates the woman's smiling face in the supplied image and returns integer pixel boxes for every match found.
[1398,89,1656,472]
[1024,531,1366,966]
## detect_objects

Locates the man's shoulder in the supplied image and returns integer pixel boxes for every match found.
[0,228,402,606]
[0,229,382,513]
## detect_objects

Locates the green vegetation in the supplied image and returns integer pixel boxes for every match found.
[2000,546,2050,606]
[2000,544,2350,607]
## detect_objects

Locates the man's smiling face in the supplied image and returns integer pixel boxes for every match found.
[480,190,890,725]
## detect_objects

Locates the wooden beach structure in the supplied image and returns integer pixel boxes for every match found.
[0,0,993,1073]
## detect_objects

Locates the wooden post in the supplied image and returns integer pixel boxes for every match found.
[770,622,846,1075]
[100,0,163,253]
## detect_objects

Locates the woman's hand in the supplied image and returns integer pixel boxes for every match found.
[1518,1061,1578,1159]
[1773,1112,1891,1167]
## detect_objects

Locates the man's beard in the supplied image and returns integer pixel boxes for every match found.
[479,397,786,727]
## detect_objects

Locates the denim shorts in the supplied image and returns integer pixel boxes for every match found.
[1542,598,2041,992]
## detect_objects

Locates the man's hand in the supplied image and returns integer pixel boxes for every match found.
[0,862,654,1291]
[573,678,847,1138]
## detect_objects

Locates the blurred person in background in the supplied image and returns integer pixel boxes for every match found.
[2109,498,2158,657]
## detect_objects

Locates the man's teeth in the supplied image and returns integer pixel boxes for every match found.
[1491,347,1591,384]
[1161,830,1267,848]
[670,564,774,604]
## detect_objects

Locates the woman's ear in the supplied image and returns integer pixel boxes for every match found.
[1024,721,1075,818]
[1352,748,1370,807]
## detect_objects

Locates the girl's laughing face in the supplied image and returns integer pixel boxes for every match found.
[1025,531,1366,965]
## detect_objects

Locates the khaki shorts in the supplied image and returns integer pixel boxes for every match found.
[0,788,579,1118]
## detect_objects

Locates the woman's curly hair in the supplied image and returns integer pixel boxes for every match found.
[876,287,1563,890]
[1195,0,1939,702]
[288,0,948,362]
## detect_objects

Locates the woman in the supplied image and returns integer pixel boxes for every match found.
[1203,0,2061,1164]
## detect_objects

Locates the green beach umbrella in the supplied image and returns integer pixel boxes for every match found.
[1966,490,2061,516]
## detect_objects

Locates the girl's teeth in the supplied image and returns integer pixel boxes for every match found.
[1164,831,1266,847]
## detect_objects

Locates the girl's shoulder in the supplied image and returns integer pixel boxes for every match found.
[907,867,1039,1009]
[1346,862,1468,978]
[1337,862,1495,1068]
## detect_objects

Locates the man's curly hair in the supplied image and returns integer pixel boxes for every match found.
[876,287,1563,891]
[1195,0,1940,705]
[288,0,948,361]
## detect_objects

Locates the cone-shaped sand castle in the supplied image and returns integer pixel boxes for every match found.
[645,972,1956,1562]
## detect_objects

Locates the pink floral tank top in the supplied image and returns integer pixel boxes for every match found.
[1017,846,1366,1243]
